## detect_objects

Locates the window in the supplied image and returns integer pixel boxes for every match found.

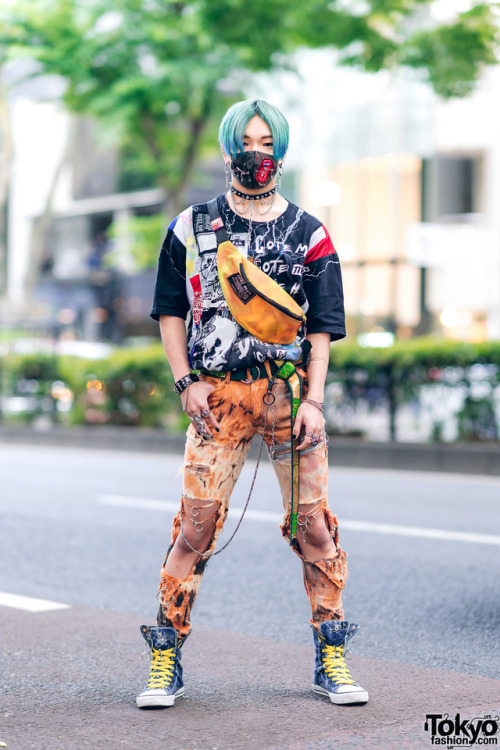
[421,155,480,221]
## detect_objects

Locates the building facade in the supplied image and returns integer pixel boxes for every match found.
[3,53,500,344]
[257,50,500,342]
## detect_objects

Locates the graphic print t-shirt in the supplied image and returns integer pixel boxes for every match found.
[151,194,346,371]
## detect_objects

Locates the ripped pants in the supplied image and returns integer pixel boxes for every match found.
[157,368,348,637]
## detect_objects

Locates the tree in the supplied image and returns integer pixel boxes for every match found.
[0,66,13,301]
[1,0,498,216]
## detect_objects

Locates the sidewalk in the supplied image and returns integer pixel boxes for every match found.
[2,605,499,750]
[1,423,500,475]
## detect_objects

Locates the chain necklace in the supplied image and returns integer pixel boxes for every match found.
[229,186,277,217]
[230,193,251,215]
[229,186,277,251]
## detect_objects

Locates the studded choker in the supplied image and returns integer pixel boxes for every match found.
[230,186,277,201]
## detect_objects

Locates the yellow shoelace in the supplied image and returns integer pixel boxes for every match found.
[146,647,175,689]
[322,644,356,685]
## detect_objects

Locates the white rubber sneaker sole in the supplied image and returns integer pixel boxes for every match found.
[136,686,184,709]
[312,683,369,705]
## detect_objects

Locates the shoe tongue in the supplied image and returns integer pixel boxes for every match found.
[319,621,347,644]
[150,627,177,649]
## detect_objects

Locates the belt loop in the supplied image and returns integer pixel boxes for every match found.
[264,360,272,380]
[242,365,260,383]
[225,371,231,383]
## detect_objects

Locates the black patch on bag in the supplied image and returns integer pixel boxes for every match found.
[227,273,255,304]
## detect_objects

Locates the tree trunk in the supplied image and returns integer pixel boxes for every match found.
[25,116,76,305]
[143,91,215,217]
[0,66,13,302]
[387,370,398,442]
[158,112,211,216]
[176,113,212,198]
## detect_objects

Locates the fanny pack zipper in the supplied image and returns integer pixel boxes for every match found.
[238,263,304,323]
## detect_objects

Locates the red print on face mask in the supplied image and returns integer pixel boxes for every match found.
[256,157,276,185]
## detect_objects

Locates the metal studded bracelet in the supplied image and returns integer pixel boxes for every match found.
[173,372,200,395]
[303,398,324,412]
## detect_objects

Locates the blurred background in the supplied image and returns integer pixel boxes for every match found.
[1,0,499,444]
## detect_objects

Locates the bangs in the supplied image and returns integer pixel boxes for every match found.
[218,99,289,161]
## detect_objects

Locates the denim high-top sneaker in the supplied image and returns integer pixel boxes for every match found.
[136,625,188,708]
[312,621,369,705]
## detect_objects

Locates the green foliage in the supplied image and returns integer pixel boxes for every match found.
[2,352,61,422]
[400,3,499,98]
[1,0,498,212]
[1,344,183,428]
[457,395,498,441]
[329,336,500,441]
[1,0,237,209]
[6,352,60,387]
[93,344,178,427]
[106,213,166,271]
[62,344,182,427]
[1,337,499,441]
[330,336,483,374]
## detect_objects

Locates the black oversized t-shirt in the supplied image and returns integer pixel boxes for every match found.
[151,194,346,371]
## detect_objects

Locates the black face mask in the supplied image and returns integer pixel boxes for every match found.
[230,150,278,190]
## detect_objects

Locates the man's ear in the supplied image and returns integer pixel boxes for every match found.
[221,147,231,165]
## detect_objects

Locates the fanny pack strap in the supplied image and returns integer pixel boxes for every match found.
[275,361,303,545]
[202,202,303,544]
[207,198,230,245]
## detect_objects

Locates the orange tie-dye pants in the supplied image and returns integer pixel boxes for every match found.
[157,368,348,637]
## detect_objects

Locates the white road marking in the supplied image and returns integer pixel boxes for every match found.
[99,495,500,546]
[0,592,70,612]
[339,520,500,546]
[100,494,283,523]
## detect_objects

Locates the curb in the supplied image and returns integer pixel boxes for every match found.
[1,424,499,476]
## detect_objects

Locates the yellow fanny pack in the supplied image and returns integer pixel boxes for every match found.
[207,199,306,345]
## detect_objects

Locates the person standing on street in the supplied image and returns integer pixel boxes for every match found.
[137,99,368,709]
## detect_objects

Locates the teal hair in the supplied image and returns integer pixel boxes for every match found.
[218,99,289,161]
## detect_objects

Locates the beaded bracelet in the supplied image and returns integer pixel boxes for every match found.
[303,398,324,412]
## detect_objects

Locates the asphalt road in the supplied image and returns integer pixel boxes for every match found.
[1,443,499,750]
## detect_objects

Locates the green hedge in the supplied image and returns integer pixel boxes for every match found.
[0,352,63,424]
[60,344,182,428]
[1,344,185,429]
[1,337,499,440]
[328,337,500,441]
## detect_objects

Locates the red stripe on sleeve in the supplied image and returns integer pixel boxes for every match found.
[304,228,337,265]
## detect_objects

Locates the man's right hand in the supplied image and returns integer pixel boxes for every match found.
[181,380,220,438]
